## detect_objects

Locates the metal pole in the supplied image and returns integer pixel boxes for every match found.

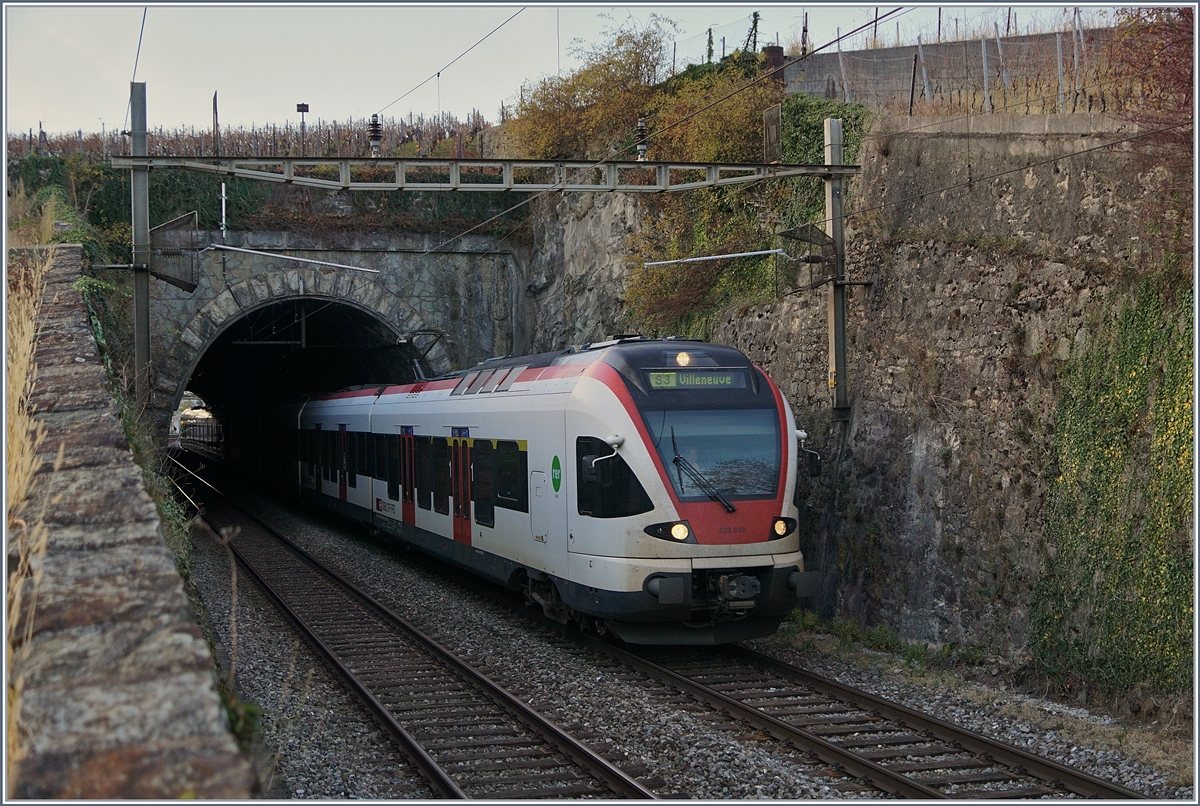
[909,53,918,116]
[981,36,992,113]
[1056,33,1066,113]
[1075,11,1084,110]
[824,118,849,419]
[917,36,932,103]
[131,82,151,402]
[837,30,850,103]
[994,22,1011,100]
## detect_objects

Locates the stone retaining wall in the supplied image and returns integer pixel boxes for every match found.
[8,245,253,797]
[712,114,1152,659]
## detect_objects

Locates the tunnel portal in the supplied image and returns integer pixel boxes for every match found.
[188,298,427,414]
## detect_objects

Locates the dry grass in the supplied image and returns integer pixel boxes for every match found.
[6,188,61,796]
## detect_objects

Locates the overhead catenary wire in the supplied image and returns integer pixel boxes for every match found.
[375,7,525,117]
[122,7,149,136]
[418,8,907,258]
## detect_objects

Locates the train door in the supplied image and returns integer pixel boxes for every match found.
[530,471,550,546]
[401,430,416,525]
[527,413,568,578]
[314,424,323,495]
[338,425,348,502]
[451,436,472,544]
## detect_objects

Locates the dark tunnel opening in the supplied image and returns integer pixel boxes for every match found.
[185,299,430,470]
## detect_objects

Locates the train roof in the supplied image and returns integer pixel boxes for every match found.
[317,336,748,399]
[455,336,711,375]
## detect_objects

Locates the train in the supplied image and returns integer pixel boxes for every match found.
[271,336,821,645]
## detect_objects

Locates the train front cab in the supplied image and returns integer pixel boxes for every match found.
[561,342,821,645]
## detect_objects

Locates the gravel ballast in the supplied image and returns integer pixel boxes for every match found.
[189,485,1192,799]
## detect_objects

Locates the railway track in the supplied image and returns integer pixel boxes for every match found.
[196,490,655,800]
[598,642,1148,800]
[185,463,1151,800]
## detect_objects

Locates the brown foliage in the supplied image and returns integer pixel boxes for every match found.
[1109,8,1193,247]
[1109,10,1193,164]
[508,15,676,160]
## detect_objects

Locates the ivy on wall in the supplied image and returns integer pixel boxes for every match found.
[778,94,870,229]
[1030,276,1193,695]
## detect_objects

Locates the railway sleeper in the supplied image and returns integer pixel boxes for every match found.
[445,756,585,774]
[832,732,931,747]
[476,781,610,800]
[463,770,596,790]
[727,688,828,701]
[858,743,963,760]
[953,785,1060,798]
[882,757,994,773]
[381,698,487,713]
[398,708,517,723]
[914,770,1025,787]
[762,703,863,717]
[423,736,543,752]
[805,721,897,737]
[436,746,560,763]
[787,713,882,728]
[417,725,525,741]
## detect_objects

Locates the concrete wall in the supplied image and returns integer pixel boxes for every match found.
[784,28,1117,114]
[9,245,253,797]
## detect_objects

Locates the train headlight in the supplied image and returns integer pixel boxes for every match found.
[771,517,797,538]
[644,520,695,543]
[675,351,692,367]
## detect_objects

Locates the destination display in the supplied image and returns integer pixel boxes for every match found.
[647,368,749,390]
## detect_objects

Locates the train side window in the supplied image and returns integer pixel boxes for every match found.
[415,436,432,510]
[374,434,386,479]
[495,440,528,513]
[495,366,527,392]
[356,432,369,477]
[433,437,450,515]
[464,370,494,394]
[449,372,478,396]
[577,436,654,518]
[306,428,318,475]
[346,430,357,489]
[387,435,400,501]
[322,431,332,482]
[473,440,495,527]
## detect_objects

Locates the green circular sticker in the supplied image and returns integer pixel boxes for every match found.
[551,455,562,492]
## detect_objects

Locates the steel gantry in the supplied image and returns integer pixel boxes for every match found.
[110,155,858,193]
[113,82,861,409]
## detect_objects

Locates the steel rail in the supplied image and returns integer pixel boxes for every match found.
[194,478,655,800]
[731,646,1148,800]
[225,535,465,798]
[266,533,657,800]
[580,637,946,799]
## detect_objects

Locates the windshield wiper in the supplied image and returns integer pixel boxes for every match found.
[671,427,736,513]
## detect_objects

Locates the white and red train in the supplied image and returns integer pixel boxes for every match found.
[280,337,820,644]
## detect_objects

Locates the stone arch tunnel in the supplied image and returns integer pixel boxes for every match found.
[146,231,524,443]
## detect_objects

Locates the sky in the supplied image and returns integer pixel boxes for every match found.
[5,3,1110,136]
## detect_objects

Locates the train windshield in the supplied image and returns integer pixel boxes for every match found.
[641,408,780,500]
